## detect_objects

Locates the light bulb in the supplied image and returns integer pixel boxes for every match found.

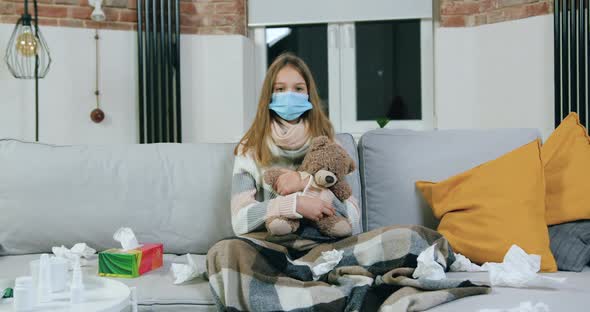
[15,27,38,57]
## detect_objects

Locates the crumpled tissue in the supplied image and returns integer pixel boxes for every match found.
[417,244,565,289]
[311,249,344,280]
[413,243,447,280]
[171,254,207,284]
[52,243,96,267]
[450,252,486,272]
[113,227,142,251]
[482,245,565,288]
[478,301,550,312]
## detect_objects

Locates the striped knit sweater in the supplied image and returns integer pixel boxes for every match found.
[231,140,362,236]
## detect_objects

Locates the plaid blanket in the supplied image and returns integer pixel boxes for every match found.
[207,225,490,311]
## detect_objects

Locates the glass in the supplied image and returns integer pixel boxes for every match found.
[355,20,421,121]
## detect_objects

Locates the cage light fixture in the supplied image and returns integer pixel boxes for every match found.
[4,0,51,79]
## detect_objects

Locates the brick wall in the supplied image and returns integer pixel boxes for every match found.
[440,0,553,27]
[0,0,246,35]
[0,0,553,32]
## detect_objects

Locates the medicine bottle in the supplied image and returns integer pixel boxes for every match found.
[14,276,33,311]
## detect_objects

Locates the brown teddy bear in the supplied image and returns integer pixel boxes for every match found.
[264,136,356,238]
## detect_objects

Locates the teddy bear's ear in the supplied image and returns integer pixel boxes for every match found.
[311,136,330,150]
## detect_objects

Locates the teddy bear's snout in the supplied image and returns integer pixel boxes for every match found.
[315,170,338,187]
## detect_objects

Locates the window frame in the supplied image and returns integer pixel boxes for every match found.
[338,20,434,135]
[248,1,435,136]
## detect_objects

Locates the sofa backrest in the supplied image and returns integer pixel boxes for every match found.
[0,139,236,255]
[0,134,361,256]
[4,127,541,254]
[358,128,541,231]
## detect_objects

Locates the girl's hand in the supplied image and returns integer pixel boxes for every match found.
[296,196,335,222]
[274,169,309,195]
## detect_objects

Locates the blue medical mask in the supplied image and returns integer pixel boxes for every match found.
[269,92,313,121]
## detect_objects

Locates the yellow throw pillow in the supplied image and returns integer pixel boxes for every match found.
[542,112,590,225]
[416,140,557,272]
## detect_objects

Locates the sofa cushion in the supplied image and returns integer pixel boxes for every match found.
[542,112,590,225]
[363,266,590,311]
[0,135,360,256]
[430,267,590,312]
[358,128,541,231]
[416,140,557,272]
[549,220,590,272]
[0,254,216,311]
[0,139,236,255]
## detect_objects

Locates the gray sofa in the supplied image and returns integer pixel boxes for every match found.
[1,129,588,311]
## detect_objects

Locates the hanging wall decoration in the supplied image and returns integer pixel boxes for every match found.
[91,29,105,124]
[89,0,106,124]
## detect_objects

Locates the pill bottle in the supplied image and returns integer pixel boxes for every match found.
[13,276,33,311]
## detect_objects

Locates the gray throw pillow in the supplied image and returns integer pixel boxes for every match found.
[549,221,590,272]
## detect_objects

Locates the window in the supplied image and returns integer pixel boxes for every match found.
[249,0,434,136]
[355,20,421,121]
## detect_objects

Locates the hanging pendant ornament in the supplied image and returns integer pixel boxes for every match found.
[91,109,105,123]
[91,29,105,123]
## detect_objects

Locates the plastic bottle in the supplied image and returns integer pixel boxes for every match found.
[38,254,52,303]
[13,276,33,311]
[130,287,138,312]
[70,258,84,304]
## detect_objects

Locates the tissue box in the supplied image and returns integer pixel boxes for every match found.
[98,243,163,278]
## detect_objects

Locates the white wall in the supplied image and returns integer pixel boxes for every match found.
[0,26,29,141]
[0,25,255,144]
[181,35,255,143]
[434,15,555,140]
[0,25,138,144]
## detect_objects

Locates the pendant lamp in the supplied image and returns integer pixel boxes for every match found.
[4,0,52,141]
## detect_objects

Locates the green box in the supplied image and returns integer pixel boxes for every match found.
[98,243,163,278]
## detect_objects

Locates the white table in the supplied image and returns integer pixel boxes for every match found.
[0,277,131,312]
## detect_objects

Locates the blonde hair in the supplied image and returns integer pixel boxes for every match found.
[235,53,334,166]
